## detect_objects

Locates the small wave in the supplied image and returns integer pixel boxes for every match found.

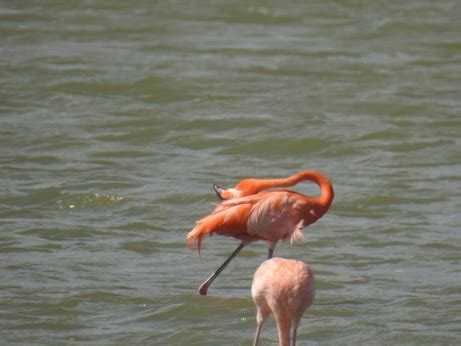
[57,192,129,210]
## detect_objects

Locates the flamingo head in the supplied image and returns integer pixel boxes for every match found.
[213,184,242,200]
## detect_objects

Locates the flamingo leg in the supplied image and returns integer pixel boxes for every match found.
[292,326,298,346]
[253,321,263,346]
[268,248,274,259]
[197,242,245,295]
[267,241,277,259]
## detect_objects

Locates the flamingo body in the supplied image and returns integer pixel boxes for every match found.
[252,257,315,346]
[187,170,333,295]
[188,190,325,255]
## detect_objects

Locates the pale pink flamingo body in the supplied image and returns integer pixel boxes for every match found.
[252,257,315,346]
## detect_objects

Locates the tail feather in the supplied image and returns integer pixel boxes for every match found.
[186,226,204,259]
[187,212,226,257]
[187,200,251,257]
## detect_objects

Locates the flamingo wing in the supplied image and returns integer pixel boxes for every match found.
[247,191,314,244]
[186,197,260,256]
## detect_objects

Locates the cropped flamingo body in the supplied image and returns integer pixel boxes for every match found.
[187,170,333,295]
[252,258,315,346]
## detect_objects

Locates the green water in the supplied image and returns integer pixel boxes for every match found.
[1,1,460,345]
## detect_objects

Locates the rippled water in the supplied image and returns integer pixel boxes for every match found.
[1,1,460,345]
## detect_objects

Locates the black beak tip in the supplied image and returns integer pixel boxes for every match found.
[213,184,224,200]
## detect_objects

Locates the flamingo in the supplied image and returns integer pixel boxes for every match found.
[187,170,333,295]
[252,257,315,346]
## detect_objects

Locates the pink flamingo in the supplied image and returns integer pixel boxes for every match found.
[252,257,315,346]
[187,170,333,295]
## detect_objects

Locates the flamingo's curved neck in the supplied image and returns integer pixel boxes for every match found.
[249,171,334,209]
[295,171,334,209]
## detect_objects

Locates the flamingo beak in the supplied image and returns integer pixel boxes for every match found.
[213,184,225,200]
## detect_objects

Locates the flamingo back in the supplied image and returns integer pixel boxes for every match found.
[252,258,315,338]
[247,191,312,244]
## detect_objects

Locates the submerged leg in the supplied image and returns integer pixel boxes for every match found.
[253,321,263,346]
[253,309,269,346]
[291,319,301,346]
[197,242,245,295]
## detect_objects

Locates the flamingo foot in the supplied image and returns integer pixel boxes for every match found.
[195,242,246,296]
[198,282,209,296]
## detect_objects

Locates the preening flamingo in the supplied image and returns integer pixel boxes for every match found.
[187,170,333,295]
[252,257,315,346]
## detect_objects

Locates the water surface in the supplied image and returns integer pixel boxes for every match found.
[1,1,460,345]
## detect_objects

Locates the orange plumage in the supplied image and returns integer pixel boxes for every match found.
[187,170,334,295]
